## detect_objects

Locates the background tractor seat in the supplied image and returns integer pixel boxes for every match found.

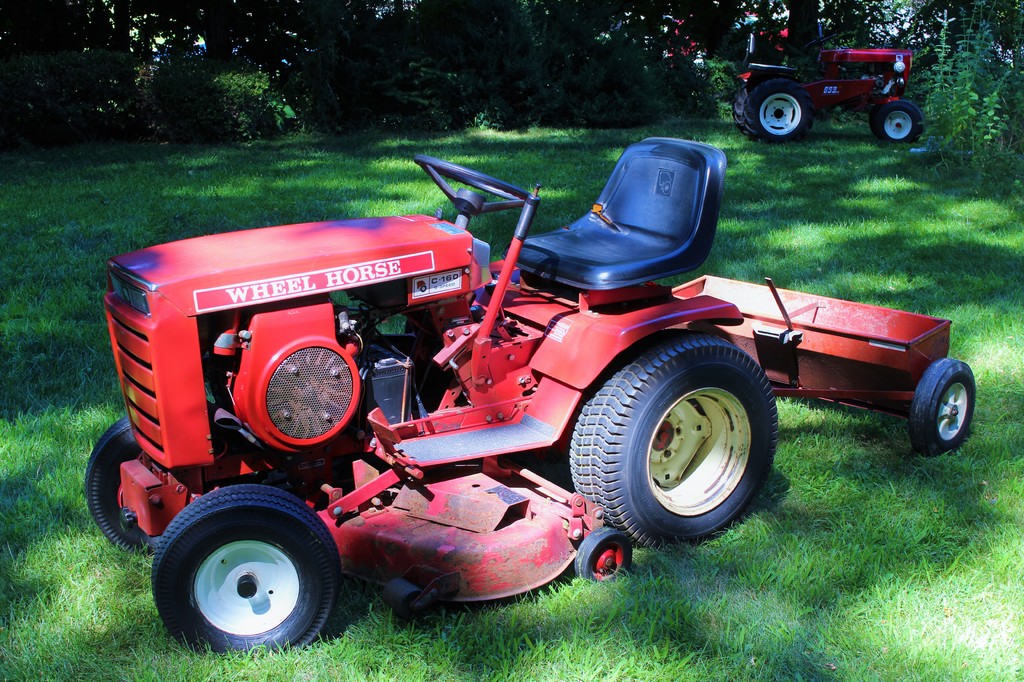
[518,137,727,291]
[747,63,798,77]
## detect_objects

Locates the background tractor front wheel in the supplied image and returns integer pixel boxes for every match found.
[151,484,340,652]
[570,334,778,545]
[870,100,923,142]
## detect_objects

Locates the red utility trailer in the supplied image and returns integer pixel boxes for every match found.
[679,275,973,456]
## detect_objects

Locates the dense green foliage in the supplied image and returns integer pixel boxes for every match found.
[0,51,141,147]
[920,2,1024,169]
[1,123,1022,679]
[0,52,290,146]
[1,1,1022,148]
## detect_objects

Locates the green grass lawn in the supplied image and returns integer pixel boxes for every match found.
[1,118,1022,681]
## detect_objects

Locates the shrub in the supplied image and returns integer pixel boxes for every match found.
[920,2,1024,170]
[0,52,293,147]
[0,51,141,147]
[144,58,294,143]
[530,1,664,128]
[415,0,541,129]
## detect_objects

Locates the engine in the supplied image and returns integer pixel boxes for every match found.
[232,300,363,452]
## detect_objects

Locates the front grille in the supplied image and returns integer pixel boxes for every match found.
[266,346,355,440]
[108,305,163,450]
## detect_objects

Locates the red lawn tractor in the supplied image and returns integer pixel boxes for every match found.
[734,27,924,143]
[88,138,973,652]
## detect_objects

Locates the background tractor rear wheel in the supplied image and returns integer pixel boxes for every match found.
[908,358,975,456]
[570,334,777,546]
[741,78,814,143]
[85,416,154,551]
[870,100,923,142]
[733,86,757,139]
[152,484,340,652]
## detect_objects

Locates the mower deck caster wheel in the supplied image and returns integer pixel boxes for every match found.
[574,527,632,581]
[383,578,423,620]
[85,416,155,551]
[908,358,975,456]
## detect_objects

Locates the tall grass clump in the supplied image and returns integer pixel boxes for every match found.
[922,1,1024,172]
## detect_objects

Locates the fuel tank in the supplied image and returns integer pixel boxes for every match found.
[108,215,479,316]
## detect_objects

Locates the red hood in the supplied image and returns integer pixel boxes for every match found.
[109,215,473,315]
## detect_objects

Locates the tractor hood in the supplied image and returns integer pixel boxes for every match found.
[108,215,473,316]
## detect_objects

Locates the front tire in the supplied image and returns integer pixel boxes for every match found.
[870,100,923,142]
[151,485,340,652]
[570,334,777,545]
[742,78,814,143]
[85,416,154,551]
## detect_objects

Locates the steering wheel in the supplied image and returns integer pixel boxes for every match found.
[413,155,529,216]
[803,32,838,49]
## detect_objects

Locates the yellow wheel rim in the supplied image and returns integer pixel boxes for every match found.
[647,388,752,516]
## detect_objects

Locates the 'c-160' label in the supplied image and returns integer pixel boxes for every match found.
[412,269,463,299]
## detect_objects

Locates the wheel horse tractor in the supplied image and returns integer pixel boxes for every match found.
[87,138,974,652]
[734,24,924,143]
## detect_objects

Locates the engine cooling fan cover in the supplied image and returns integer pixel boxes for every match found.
[266,345,357,440]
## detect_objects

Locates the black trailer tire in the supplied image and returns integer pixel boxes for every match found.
[570,334,777,546]
[908,358,975,456]
[742,78,814,143]
[870,100,923,142]
[85,416,155,551]
[574,527,632,581]
[152,485,340,652]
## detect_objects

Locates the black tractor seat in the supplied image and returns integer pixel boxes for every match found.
[518,138,726,290]
[747,63,798,77]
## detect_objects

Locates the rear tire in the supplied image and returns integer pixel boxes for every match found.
[733,86,756,139]
[742,78,814,143]
[870,100,923,142]
[152,485,340,652]
[570,334,777,545]
[85,416,154,551]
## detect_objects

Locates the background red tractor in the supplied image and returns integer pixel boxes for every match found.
[734,26,924,143]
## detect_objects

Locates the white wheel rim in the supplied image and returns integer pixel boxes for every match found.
[759,94,802,135]
[884,111,912,139]
[937,382,969,441]
[647,388,751,516]
[194,540,301,636]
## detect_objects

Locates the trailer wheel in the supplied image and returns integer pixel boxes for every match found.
[570,334,777,546]
[574,527,632,581]
[85,416,154,551]
[152,485,340,652]
[908,358,975,456]
[870,100,923,142]
[742,78,814,143]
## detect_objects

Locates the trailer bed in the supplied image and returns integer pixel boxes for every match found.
[677,275,952,417]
